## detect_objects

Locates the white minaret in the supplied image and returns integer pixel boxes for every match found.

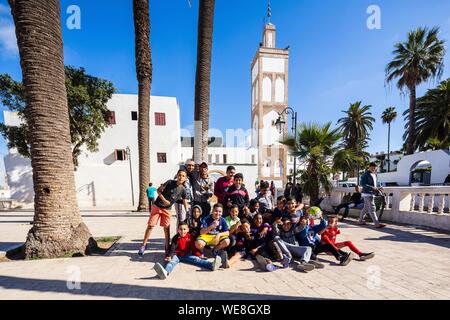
[251,9,289,187]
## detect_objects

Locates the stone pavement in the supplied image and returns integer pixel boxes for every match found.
[0,210,449,300]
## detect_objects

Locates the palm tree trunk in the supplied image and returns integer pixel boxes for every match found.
[407,85,416,155]
[194,0,215,163]
[9,0,95,258]
[387,122,391,172]
[133,0,152,212]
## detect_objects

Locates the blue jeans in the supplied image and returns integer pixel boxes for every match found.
[165,254,213,274]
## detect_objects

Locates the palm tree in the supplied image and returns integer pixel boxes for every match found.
[386,26,446,155]
[8,0,95,258]
[381,107,397,172]
[193,0,215,163]
[133,0,152,212]
[337,101,375,183]
[405,78,450,151]
[282,123,341,205]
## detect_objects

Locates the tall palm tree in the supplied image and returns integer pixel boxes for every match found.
[405,78,450,151]
[386,26,446,155]
[381,107,397,172]
[282,123,341,205]
[337,101,375,183]
[193,0,215,163]
[133,0,152,212]
[8,0,95,258]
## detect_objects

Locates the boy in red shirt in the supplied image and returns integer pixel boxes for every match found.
[320,215,375,261]
[153,222,222,279]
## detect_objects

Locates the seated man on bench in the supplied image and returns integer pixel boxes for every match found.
[334,186,364,221]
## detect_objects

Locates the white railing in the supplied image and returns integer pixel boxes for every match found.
[330,186,450,215]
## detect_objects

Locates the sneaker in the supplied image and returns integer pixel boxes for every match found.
[265,263,278,272]
[339,252,355,266]
[308,260,325,269]
[357,221,367,225]
[375,224,386,229]
[220,250,229,269]
[153,262,168,279]
[281,254,291,269]
[138,245,146,256]
[296,261,315,272]
[359,252,375,261]
[211,255,222,271]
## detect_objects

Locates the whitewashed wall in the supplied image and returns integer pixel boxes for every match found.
[3,94,182,209]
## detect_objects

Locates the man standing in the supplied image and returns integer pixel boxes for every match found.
[174,159,195,225]
[191,162,214,218]
[359,163,386,228]
[214,165,235,208]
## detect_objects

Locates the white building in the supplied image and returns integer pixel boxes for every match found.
[4,94,182,209]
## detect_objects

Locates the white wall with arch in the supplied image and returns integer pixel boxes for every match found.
[262,76,272,102]
[275,77,284,102]
[262,110,282,146]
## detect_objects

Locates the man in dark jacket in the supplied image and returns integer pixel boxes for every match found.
[359,163,386,228]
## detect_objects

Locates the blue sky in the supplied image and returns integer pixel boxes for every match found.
[0,0,449,169]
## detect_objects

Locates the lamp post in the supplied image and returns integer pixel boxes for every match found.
[275,107,298,184]
[126,146,135,207]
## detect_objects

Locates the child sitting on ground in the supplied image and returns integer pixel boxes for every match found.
[225,205,241,248]
[188,205,203,239]
[273,196,289,221]
[227,219,253,268]
[195,203,230,266]
[272,217,323,271]
[247,199,260,220]
[320,215,375,261]
[153,222,222,279]
[285,196,304,224]
[296,215,354,266]
[248,213,287,272]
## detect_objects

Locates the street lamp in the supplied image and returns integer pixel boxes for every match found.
[125,146,135,207]
[274,107,298,184]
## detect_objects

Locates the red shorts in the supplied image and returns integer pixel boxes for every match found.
[147,205,171,228]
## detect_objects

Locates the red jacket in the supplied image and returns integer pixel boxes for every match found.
[169,233,197,257]
[320,226,341,245]
[214,176,234,204]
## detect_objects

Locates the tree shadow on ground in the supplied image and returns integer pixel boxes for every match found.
[342,219,450,250]
[0,275,326,300]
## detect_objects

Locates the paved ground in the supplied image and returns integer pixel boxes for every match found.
[0,210,449,300]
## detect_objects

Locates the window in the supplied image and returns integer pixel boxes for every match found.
[157,153,167,163]
[131,111,138,121]
[208,154,212,163]
[155,112,166,126]
[115,149,126,161]
[223,154,227,164]
[215,154,220,163]
[108,111,116,125]
[251,154,255,164]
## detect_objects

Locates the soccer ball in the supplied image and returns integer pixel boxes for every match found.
[306,206,322,219]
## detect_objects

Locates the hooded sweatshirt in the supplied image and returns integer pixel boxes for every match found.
[188,205,203,238]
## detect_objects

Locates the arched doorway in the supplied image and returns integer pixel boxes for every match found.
[410,160,432,185]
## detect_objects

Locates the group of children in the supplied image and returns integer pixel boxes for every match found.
[141,167,375,280]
